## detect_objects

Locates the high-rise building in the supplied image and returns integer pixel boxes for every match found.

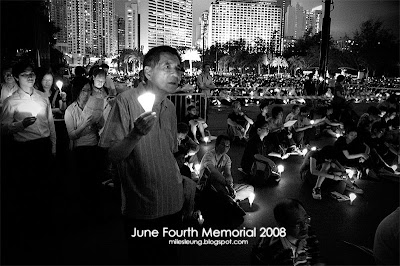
[195,10,209,50]
[305,5,322,35]
[66,0,117,66]
[275,0,291,53]
[50,0,68,53]
[208,0,282,53]
[285,3,305,39]
[117,17,126,53]
[125,0,139,50]
[137,0,193,53]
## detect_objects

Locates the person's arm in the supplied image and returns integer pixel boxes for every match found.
[185,136,200,156]
[64,107,93,140]
[1,99,34,134]
[384,142,400,156]
[293,123,313,132]
[46,99,57,155]
[227,118,244,130]
[310,158,342,180]
[108,111,156,163]
[342,149,368,160]
[324,118,343,127]
[243,113,254,125]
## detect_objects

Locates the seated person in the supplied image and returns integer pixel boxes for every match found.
[174,149,197,181]
[357,106,381,142]
[177,122,200,166]
[300,145,363,200]
[227,101,254,140]
[198,135,254,202]
[252,199,323,265]
[382,108,398,131]
[268,106,297,153]
[249,100,269,139]
[292,106,317,148]
[334,126,377,179]
[319,105,344,138]
[365,122,400,177]
[285,105,300,122]
[183,105,207,144]
[240,120,289,178]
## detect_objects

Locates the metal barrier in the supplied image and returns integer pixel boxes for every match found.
[167,93,207,123]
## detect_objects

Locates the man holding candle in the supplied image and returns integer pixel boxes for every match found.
[99,46,187,265]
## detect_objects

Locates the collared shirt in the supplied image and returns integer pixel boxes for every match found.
[1,88,56,153]
[0,82,18,103]
[198,148,231,189]
[196,73,214,96]
[64,101,101,147]
[99,83,183,219]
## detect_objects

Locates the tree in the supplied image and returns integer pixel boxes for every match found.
[287,56,305,76]
[262,53,274,75]
[352,19,398,77]
[181,48,201,75]
[271,56,288,75]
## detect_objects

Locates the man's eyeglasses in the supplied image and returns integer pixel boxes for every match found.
[19,72,36,78]
[4,73,13,77]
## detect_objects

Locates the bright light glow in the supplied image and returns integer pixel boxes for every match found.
[346,169,355,179]
[277,164,284,173]
[138,92,155,112]
[203,136,210,143]
[198,213,204,225]
[311,146,317,151]
[56,80,63,92]
[18,101,41,117]
[391,165,398,171]
[336,133,341,138]
[302,148,308,155]
[194,163,201,172]
[349,193,356,205]
[248,192,255,207]
[310,120,315,125]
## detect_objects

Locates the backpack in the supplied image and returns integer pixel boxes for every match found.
[248,154,280,186]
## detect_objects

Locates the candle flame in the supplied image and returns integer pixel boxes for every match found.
[56,80,63,92]
[249,192,255,207]
[138,92,155,112]
[277,164,284,173]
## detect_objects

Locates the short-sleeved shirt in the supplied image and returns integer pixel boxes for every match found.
[334,136,357,164]
[299,150,326,174]
[285,112,297,122]
[198,149,231,189]
[183,113,200,125]
[241,136,275,173]
[228,112,248,127]
[99,83,184,219]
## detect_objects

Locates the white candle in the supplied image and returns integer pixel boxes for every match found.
[277,164,284,174]
[56,80,63,93]
[349,193,356,205]
[138,92,155,112]
[311,146,317,151]
[248,192,255,207]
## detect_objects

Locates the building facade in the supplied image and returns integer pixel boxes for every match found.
[137,0,193,53]
[284,3,304,39]
[207,0,282,53]
[125,0,139,50]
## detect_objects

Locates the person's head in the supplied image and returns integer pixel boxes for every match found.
[76,82,91,105]
[74,66,86,77]
[215,135,231,155]
[299,106,309,117]
[254,119,270,139]
[2,65,15,84]
[143,45,182,93]
[259,100,269,114]
[177,122,189,141]
[336,75,345,84]
[274,199,310,240]
[203,64,211,74]
[232,101,242,113]
[371,121,386,138]
[344,126,358,142]
[271,106,284,120]
[326,105,334,115]
[100,63,109,73]
[91,67,107,89]
[291,105,300,115]
[187,105,197,115]
[12,61,36,88]
[367,106,381,121]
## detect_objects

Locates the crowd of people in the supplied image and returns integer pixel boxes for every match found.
[1,45,399,265]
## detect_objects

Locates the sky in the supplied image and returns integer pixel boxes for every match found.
[116,0,399,39]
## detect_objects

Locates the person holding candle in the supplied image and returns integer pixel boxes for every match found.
[177,122,200,167]
[300,145,363,200]
[183,105,208,144]
[99,45,186,265]
[227,100,254,141]
[1,61,56,261]
[64,80,105,218]
[252,199,323,265]
[35,68,67,119]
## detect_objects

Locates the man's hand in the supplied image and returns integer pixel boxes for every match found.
[22,117,37,128]
[128,111,157,138]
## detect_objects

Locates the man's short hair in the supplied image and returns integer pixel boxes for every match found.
[186,105,196,112]
[100,63,109,69]
[274,198,305,226]
[143,45,181,69]
[300,106,309,114]
[202,63,211,69]
[292,105,299,111]
[271,106,283,119]
[371,121,385,133]
[232,101,241,108]
[177,122,189,134]
[259,100,269,111]
[367,106,380,116]
[254,119,269,130]
[336,75,345,83]
[215,135,231,147]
